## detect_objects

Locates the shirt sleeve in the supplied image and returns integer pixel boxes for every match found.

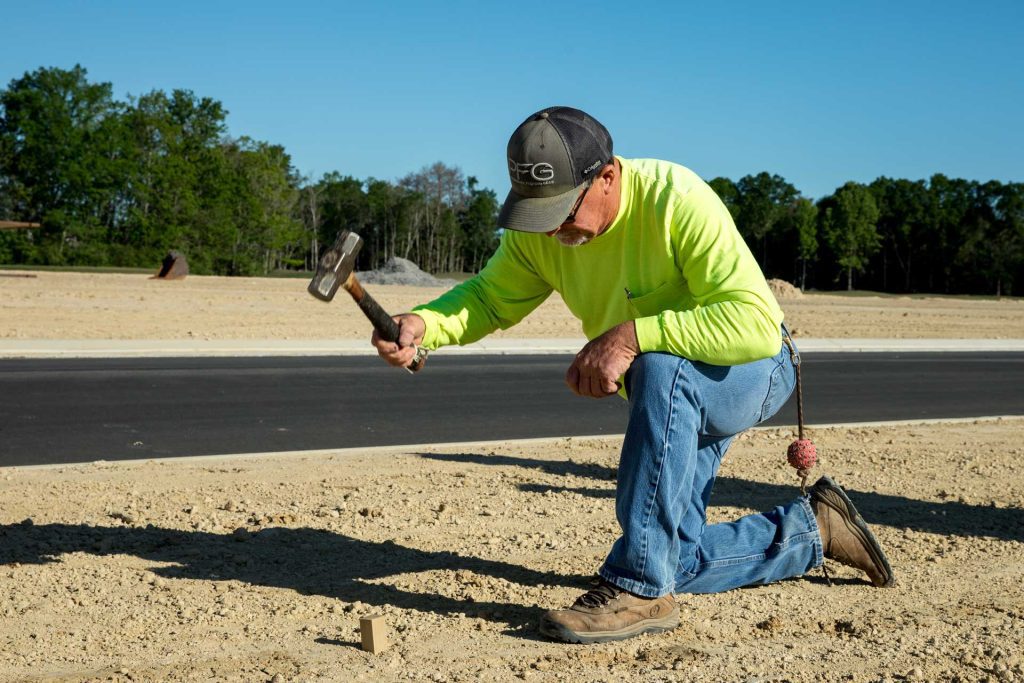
[412,232,554,349]
[633,182,783,365]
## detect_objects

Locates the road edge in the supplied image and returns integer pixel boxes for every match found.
[6,415,1021,472]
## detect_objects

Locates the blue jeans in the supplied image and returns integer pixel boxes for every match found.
[599,335,823,597]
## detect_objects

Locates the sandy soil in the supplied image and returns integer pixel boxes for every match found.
[2,421,1022,682]
[2,271,1023,681]
[1,270,1023,341]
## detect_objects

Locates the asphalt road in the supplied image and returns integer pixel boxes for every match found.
[2,353,1022,467]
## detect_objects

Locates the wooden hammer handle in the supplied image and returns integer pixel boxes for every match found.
[345,274,428,373]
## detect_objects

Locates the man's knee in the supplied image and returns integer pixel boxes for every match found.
[628,352,684,382]
[626,352,690,396]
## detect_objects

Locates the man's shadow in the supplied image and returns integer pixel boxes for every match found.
[0,521,586,639]
[6,448,1019,642]
[420,451,1024,543]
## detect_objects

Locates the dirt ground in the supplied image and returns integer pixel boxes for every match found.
[1,271,1023,682]
[1,270,1023,341]
[1,422,1022,682]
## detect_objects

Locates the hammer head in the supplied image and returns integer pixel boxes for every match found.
[308,230,363,301]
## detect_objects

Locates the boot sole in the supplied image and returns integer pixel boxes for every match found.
[814,476,895,588]
[538,611,680,644]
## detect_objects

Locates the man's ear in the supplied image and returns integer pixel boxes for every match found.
[597,160,617,193]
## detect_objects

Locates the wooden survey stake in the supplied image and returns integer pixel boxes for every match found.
[360,614,388,653]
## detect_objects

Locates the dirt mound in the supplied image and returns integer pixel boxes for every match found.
[767,278,803,299]
[152,250,189,280]
[357,257,456,287]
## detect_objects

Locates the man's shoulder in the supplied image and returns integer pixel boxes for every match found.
[621,157,708,197]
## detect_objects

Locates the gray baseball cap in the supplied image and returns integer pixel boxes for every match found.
[497,106,613,233]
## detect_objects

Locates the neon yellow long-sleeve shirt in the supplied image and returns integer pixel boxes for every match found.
[413,157,784,366]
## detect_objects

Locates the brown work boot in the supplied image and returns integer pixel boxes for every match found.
[810,475,895,587]
[539,577,679,644]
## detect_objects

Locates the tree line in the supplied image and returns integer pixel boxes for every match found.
[0,65,498,276]
[711,173,1024,296]
[2,65,1021,295]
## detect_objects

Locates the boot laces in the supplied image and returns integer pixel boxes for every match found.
[574,579,624,608]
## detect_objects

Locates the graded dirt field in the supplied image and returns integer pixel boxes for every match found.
[2,421,1022,682]
[1,270,1023,341]
[1,271,1023,682]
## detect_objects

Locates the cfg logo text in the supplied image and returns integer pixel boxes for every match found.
[509,159,555,183]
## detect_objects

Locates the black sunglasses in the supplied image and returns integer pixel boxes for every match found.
[564,182,592,224]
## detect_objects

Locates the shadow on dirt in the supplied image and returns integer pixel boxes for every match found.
[421,452,1024,543]
[4,448,1019,640]
[0,521,586,638]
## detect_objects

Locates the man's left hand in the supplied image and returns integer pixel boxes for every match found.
[566,321,640,398]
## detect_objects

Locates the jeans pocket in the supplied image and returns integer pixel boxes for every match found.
[759,355,794,423]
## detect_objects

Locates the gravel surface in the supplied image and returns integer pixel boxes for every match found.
[2,420,1022,682]
[1,270,1022,341]
[2,270,1022,681]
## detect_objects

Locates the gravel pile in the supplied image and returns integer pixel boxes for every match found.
[768,278,804,299]
[357,258,457,288]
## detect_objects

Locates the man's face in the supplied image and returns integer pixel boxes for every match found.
[553,228,595,247]
[546,183,603,247]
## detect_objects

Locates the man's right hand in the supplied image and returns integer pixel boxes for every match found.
[371,313,426,368]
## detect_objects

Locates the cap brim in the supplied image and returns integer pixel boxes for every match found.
[497,185,580,233]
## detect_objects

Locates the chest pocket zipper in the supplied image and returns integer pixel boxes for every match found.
[623,279,690,318]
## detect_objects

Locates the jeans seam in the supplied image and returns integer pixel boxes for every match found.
[674,437,723,580]
[636,357,686,587]
[758,351,786,422]
[694,530,821,571]
[599,567,673,598]
[798,495,825,568]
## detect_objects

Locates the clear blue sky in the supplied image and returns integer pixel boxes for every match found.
[3,1,1022,199]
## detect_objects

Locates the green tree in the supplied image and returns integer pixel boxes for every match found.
[318,173,371,266]
[952,180,997,294]
[821,182,881,290]
[219,138,302,275]
[459,176,499,273]
[708,176,740,220]
[735,172,797,271]
[992,183,1024,296]
[956,181,1024,296]
[400,162,467,272]
[366,177,415,268]
[0,65,125,264]
[0,163,25,262]
[869,177,929,292]
[297,178,324,270]
[117,89,230,267]
[787,197,818,290]
[923,174,976,293]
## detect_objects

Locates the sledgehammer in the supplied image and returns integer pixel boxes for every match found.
[308,230,428,372]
